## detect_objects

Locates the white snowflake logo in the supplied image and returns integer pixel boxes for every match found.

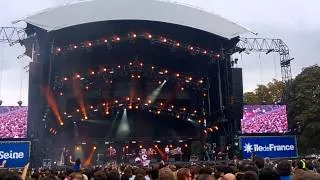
[243,143,253,153]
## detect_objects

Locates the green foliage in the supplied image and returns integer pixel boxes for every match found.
[288,65,320,154]
[243,79,285,104]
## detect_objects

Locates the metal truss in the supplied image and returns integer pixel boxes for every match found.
[0,27,27,45]
[237,38,294,82]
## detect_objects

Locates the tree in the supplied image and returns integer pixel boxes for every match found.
[288,65,320,154]
[243,79,285,104]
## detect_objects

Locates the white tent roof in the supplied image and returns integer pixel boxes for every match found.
[23,0,251,39]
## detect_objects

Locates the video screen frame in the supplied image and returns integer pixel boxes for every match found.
[0,106,28,139]
[241,105,288,134]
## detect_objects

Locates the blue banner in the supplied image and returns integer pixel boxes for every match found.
[240,136,297,159]
[0,141,30,168]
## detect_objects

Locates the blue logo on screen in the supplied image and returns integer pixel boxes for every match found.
[240,136,297,159]
[0,141,30,168]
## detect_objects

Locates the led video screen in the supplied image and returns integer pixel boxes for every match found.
[0,106,28,139]
[241,105,287,134]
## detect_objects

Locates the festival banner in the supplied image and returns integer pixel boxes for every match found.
[0,141,30,168]
[239,136,297,159]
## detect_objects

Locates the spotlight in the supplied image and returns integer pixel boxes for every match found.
[188,77,193,81]
[93,146,97,150]
[76,146,80,151]
[135,105,139,109]
[176,42,180,47]
[84,116,88,120]
[180,87,184,91]
[126,97,130,101]
[162,38,167,43]
[60,92,63,96]
[189,46,194,50]
[198,120,202,123]
[199,80,204,84]
[85,86,89,90]
[90,105,94,109]
[17,101,22,106]
[184,144,188,148]
[176,73,180,77]
[203,50,207,54]
[63,77,68,81]
[104,39,108,43]
[154,145,158,148]
[60,122,64,126]
[128,105,132,109]
[76,74,81,78]
[164,70,168,74]
[56,47,61,52]
[148,100,152,104]
[151,66,155,70]
[157,110,161,114]
[103,68,107,72]
[126,145,129,149]
[176,114,180,119]
[88,42,92,47]
[73,45,78,49]
[106,111,110,115]
[91,71,95,75]
[169,144,173,148]
[137,98,141,101]
[140,63,143,67]
[139,145,143,149]
[115,100,118,103]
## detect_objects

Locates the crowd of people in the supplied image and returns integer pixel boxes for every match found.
[1,157,320,180]
[241,105,288,134]
[0,106,27,139]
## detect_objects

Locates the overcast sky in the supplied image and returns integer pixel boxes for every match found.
[0,0,319,106]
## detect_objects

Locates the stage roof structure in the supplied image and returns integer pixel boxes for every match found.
[22,0,251,39]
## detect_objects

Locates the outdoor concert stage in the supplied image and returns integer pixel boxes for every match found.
[22,0,249,166]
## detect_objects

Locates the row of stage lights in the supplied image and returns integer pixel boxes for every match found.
[54,32,221,59]
[54,61,208,93]
[61,97,206,123]
[75,143,189,152]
